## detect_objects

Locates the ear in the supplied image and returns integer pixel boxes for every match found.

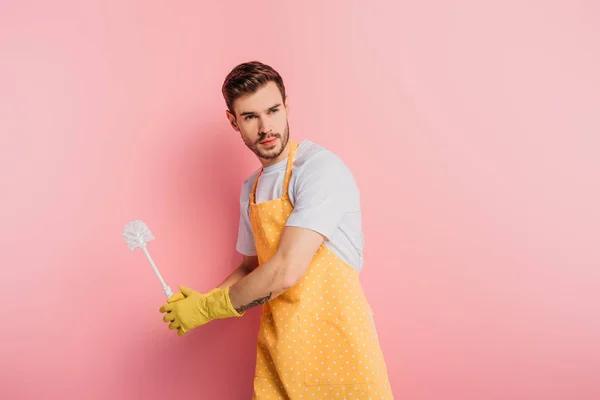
[225,109,239,131]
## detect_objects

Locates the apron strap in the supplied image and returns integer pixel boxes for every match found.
[282,140,298,201]
[250,169,262,204]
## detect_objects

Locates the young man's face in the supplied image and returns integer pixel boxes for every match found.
[227,81,290,161]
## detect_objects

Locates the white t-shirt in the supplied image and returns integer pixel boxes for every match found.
[236,140,365,272]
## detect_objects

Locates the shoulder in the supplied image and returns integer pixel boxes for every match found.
[293,140,347,172]
[293,140,356,184]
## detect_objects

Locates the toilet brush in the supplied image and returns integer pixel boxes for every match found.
[122,220,173,299]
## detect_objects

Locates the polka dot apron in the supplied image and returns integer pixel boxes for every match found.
[250,141,394,399]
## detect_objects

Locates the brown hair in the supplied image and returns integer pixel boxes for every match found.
[222,61,286,115]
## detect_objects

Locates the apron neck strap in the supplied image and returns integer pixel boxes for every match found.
[281,140,298,200]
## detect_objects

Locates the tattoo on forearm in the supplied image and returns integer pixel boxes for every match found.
[235,292,272,313]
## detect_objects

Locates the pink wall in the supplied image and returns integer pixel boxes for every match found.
[1,1,599,399]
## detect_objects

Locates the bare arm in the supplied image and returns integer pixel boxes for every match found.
[217,255,259,289]
[228,226,325,313]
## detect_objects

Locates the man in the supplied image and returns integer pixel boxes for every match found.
[159,61,394,399]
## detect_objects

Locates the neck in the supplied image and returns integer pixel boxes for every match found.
[259,140,292,168]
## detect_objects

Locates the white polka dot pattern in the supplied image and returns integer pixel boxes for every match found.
[249,142,394,399]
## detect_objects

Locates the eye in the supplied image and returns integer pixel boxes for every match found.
[244,115,256,120]
[269,108,279,114]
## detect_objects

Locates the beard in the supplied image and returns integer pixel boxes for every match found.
[243,121,290,160]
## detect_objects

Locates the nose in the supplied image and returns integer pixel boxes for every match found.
[258,115,273,135]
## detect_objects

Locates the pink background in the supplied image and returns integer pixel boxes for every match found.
[1,1,599,399]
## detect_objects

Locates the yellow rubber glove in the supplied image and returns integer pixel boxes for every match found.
[159,286,243,336]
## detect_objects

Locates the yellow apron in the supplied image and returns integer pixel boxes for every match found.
[250,141,394,399]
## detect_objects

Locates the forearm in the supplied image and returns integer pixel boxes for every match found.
[218,264,250,289]
[228,254,293,313]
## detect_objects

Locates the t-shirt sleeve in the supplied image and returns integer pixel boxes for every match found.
[235,183,257,256]
[285,153,360,241]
